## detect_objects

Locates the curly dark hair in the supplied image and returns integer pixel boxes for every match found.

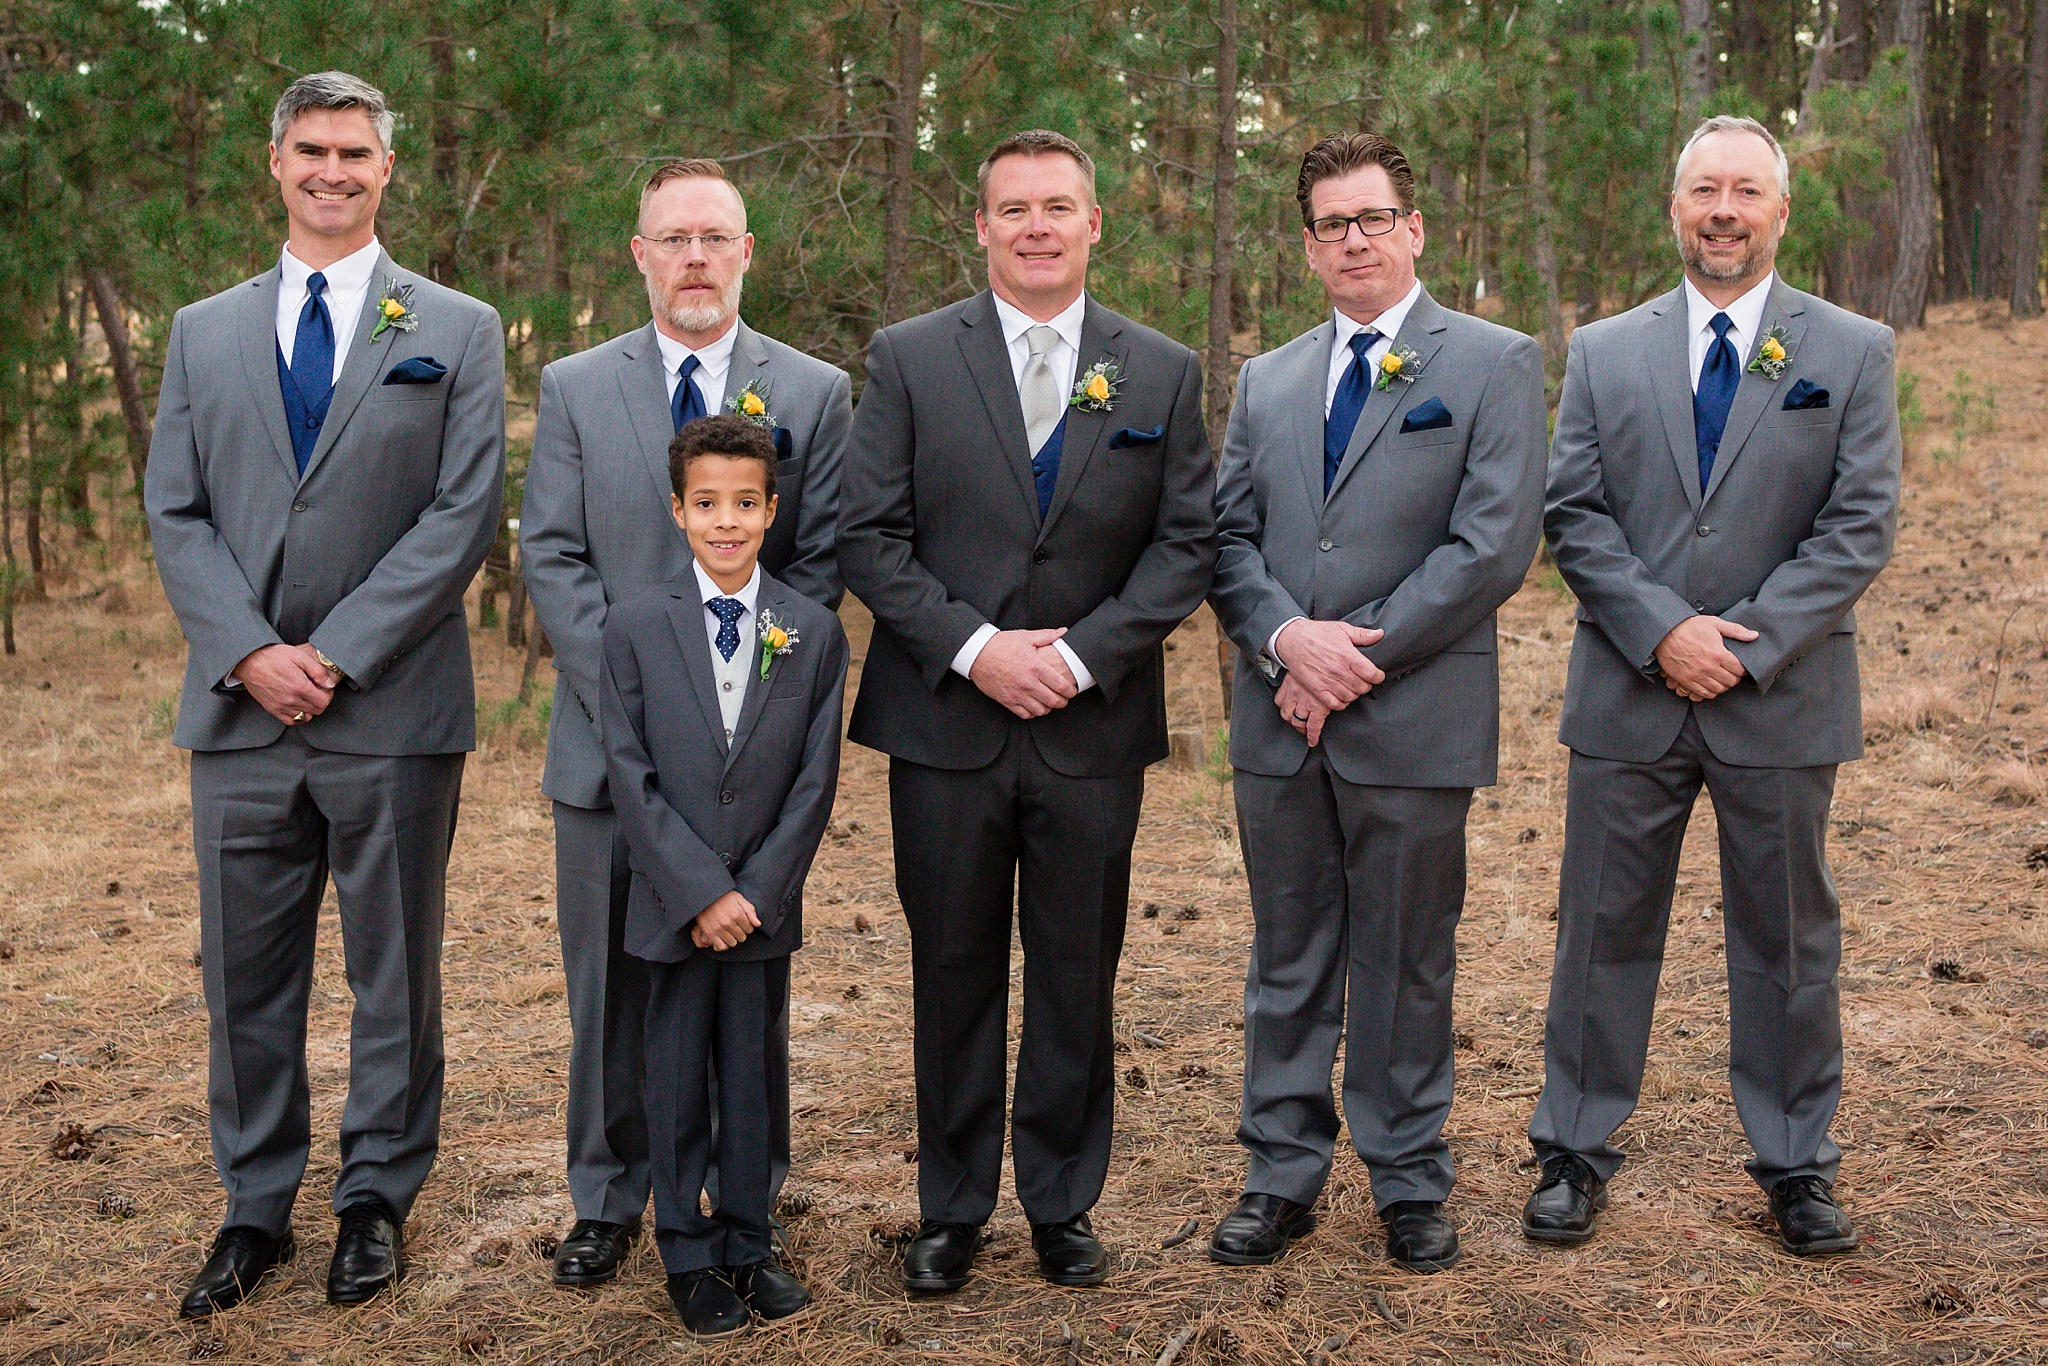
[668,414,777,500]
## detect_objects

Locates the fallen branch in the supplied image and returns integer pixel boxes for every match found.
[1160,1217,1201,1249]
[1156,1313,1214,1366]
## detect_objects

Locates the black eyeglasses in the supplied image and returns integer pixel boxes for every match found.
[1308,208,1413,242]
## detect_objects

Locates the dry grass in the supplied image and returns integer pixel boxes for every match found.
[3,302,2048,1364]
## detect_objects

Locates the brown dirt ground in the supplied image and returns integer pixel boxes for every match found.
[4,304,2048,1366]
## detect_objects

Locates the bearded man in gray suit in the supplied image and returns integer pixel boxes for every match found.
[146,73,504,1315]
[1524,116,1899,1257]
[1208,133,1546,1273]
[520,158,851,1287]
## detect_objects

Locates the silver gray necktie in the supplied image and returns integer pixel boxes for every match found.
[1019,324,1064,455]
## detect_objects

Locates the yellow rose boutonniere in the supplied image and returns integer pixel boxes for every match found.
[725,377,776,429]
[369,280,419,340]
[1747,324,1793,381]
[1375,345,1424,391]
[757,606,799,679]
[1069,359,1123,412]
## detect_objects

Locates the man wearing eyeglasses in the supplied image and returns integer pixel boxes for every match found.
[1208,132,1545,1272]
[521,158,851,1288]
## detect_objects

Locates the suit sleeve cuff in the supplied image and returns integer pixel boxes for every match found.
[950,623,1000,679]
[1052,638,1095,693]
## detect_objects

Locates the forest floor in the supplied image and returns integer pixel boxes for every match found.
[3,302,2048,1365]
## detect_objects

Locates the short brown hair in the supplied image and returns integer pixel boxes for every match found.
[1295,133,1417,224]
[977,130,1096,210]
[639,158,746,230]
[668,415,777,500]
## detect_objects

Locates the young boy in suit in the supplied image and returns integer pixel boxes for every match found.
[601,414,848,1339]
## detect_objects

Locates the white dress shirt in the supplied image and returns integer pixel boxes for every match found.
[1266,279,1428,664]
[275,237,384,386]
[1683,273,1775,393]
[657,318,740,417]
[694,559,760,742]
[949,290,1097,693]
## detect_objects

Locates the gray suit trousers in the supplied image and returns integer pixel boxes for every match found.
[191,730,462,1235]
[552,802,789,1223]
[1529,711,1843,1188]
[1234,749,1471,1210]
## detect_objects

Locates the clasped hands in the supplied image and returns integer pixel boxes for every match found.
[1272,618,1386,746]
[232,643,342,725]
[1652,614,1760,702]
[692,889,760,952]
[969,627,1081,719]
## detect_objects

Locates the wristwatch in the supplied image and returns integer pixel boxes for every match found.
[314,647,344,680]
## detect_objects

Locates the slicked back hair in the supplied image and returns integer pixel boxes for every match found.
[1672,115,1790,198]
[271,71,395,151]
[640,158,747,233]
[1295,132,1417,224]
[977,130,1097,211]
[669,415,778,501]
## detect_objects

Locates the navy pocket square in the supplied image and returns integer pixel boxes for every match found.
[382,357,447,386]
[1109,425,1164,450]
[1782,379,1829,410]
[772,426,793,460]
[1399,396,1453,433]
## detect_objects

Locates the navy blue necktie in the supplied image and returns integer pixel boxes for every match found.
[707,596,747,661]
[1324,329,1379,495]
[672,354,707,431]
[1693,311,1739,494]
[287,272,336,475]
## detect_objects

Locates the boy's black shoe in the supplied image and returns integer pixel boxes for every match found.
[902,1220,981,1293]
[1522,1151,1608,1244]
[1769,1176,1858,1256]
[1032,1214,1109,1287]
[1208,1193,1315,1265]
[551,1218,640,1287]
[732,1257,812,1321]
[1381,1201,1460,1273]
[179,1226,295,1318]
[667,1269,750,1340]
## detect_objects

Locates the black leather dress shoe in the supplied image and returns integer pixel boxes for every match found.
[1032,1214,1109,1287]
[1522,1151,1608,1244]
[731,1256,812,1321]
[327,1199,402,1305]
[1208,1192,1316,1266]
[551,1217,641,1287]
[178,1225,295,1318]
[1381,1201,1460,1272]
[1769,1175,1857,1256]
[667,1268,750,1340]
[902,1220,981,1293]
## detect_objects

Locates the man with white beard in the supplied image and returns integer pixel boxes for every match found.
[521,158,851,1287]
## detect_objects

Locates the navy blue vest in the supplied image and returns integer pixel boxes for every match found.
[276,345,335,474]
[1032,413,1068,518]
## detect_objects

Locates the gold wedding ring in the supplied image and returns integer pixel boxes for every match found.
[291,711,308,723]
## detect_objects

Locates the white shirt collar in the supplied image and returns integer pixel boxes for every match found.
[1332,277,1423,353]
[992,290,1087,354]
[693,559,761,614]
[1683,272,1775,348]
[280,237,383,300]
[655,316,741,381]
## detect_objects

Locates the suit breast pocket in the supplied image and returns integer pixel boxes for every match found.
[1763,406,1838,431]
[1389,426,1461,450]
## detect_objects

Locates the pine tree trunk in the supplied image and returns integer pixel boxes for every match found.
[1681,0,1714,107]
[2009,0,2048,316]
[2,393,16,654]
[1938,2,1989,299]
[427,35,462,284]
[882,0,921,326]
[1208,0,1240,720]
[1526,67,1566,376]
[84,266,149,514]
[1886,0,1938,328]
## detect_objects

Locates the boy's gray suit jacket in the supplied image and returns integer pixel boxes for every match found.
[1211,287,1548,788]
[145,251,505,754]
[600,571,848,964]
[1545,277,1899,768]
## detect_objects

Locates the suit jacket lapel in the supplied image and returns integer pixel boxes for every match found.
[663,587,731,758]
[723,581,787,772]
[956,292,1043,520]
[1645,287,1705,515]
[1326,289,1448,502]
[1038,301,1126,540]
[1701,279,1807,508]
[237,267,301,483]
[731,317,773,407]
[618,323,691,551]
[1285,320,1335,508]
[300,252,405,481]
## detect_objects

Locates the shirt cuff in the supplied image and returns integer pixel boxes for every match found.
[1052,638,1095,693]
[1266,616,1307,667]
[950,623,1000,679]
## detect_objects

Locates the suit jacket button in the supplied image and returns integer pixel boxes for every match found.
[1032,548,1048,565]
[292,501,308,513]
[1318,539,1334,552]
[1696,524,1710,536]
[1692,599,1707,611]
[720,790,734,804]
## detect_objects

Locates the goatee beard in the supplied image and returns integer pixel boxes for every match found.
[651,273,744,335]
[1679,226,1772,283]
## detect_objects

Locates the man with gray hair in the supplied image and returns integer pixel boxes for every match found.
[147,72,504,1314]
[521,157,850,1289]
[1523,114,1898,1254]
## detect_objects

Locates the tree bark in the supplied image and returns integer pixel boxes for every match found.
[881,0,922,326]
[1208,0,1241,718]
[2,394,16,654]
[1937,3,1988,298]
[1886,0,1938,328]
[85,265,149,514]
[1680,0,1714,107]
[2009,0,2048,316]
[427,35,462,284]
[1526,67,1566,375]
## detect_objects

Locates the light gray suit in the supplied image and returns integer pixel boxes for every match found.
[146,251,504,1234]
[1530,277,1899,1189]
[1211,287,1546,1209]
[521,317,850,1223]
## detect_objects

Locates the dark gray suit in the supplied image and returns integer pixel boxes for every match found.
[521,318,849,1223]
[146,252,504,1234]
[1211,288,1546,1208]
[1530,277,1899,1188]
[839,290,1216,1226]
[600,571,846,1273]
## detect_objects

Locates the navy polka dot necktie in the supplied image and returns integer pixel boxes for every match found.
[708,596,747,661]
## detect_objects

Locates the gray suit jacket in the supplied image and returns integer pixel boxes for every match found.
[1547,277,1900,768]
[145,251,505,755]
[523,318,852,809]
[600,571,847,964]
[839,291,1217,777]
[1212,288,1547,787]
